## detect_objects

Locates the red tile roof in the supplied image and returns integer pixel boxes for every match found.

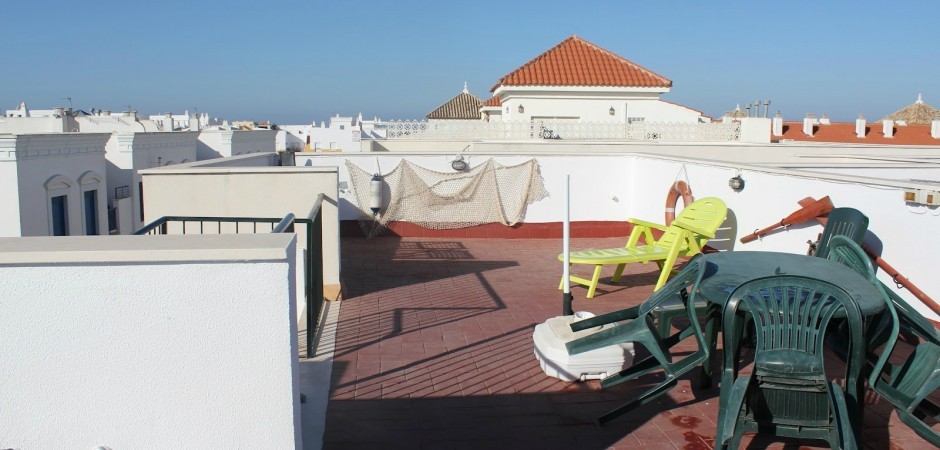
[773,122,940,146]
[491,35,672,92]
[481,97,501,107]
[426,91,482,120]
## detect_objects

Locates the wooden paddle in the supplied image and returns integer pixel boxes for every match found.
[740,196,833,243]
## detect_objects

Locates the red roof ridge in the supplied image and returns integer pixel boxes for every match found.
[490,35,672,92]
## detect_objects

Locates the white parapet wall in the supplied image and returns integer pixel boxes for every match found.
[0,234,302,449]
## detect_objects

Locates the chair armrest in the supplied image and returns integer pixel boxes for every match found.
[570,305,641,331]
[673,221,715,239]
[627,218,668,232]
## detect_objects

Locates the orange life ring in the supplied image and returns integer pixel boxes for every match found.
[665,181,695,225]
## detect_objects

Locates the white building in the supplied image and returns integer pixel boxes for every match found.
[0,133,111,237]
[481,35,707,124]
[277,113,384,153]
[148,111,221,131]
[197,128,277,159]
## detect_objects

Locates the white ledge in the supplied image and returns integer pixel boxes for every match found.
[0,234,295,265]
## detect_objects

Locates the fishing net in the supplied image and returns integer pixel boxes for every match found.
[346,158,548,238]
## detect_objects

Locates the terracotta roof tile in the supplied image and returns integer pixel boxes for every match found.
[773,121,940,146]
[491,35,671,92]
[481,97,501,107]
[426,91,483,120]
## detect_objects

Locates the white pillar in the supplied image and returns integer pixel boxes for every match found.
[931,117,940,139]
[772,112,783,136]
[856,115,866,138]
[883,119,894,138]
[803,114,815,137]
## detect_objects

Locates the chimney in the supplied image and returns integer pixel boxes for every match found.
[931,117,940,139]
[856,115,866,138]
[883,119,894,138]
[819,114,830,125]
[772,111,783,136]
[163,113,174,131]
[803,114,816,137]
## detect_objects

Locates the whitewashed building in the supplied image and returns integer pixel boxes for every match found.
[481,35,707,124]
[197,128,277,159]
[0,133,111,237]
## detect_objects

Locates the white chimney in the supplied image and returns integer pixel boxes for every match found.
[883,119,894,138]
[931,117,940,139]
[803,114,815,137]
[772,111,783,136]
[856,115,866,138]
[164,112,174,131]
[819,114,830,125]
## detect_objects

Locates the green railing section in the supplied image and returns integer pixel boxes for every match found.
[134,193,326,358]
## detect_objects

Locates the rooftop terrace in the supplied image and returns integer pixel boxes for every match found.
[310,236,938,450]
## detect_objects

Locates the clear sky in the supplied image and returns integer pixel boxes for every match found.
[3,1,938,125]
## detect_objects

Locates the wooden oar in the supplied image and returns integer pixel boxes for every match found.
[797,198,940,319]
[740,196,833,243]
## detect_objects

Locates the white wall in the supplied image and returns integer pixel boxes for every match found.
[139,164,340,288]
[197,129,276,160]
[0,152,22,236]
[0,234,302,449]
[298,146,940,320]
[488,86,702,123]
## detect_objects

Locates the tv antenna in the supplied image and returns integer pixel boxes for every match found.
[61,97,72,110]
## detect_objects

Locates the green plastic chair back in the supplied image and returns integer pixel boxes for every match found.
[566,257,711,425]
[868,283,940,446]
[716,275,861,449]
[814,207,869,260]
[826,235,877,282]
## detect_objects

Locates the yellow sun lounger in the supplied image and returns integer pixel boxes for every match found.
[559,197,727,298]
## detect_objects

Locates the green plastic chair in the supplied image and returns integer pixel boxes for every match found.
[716,276,861,450]
[564,258,712,425]
[813,208,869,260]
[867,284,940,446]
[559,197,726,297]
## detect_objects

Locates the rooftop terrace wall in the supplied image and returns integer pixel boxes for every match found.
[0,234,302,449]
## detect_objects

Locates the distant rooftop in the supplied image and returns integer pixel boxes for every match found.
[884,94,940,125]
[774,121,940,146]
[491,35,672,92]
[426,85,483,120]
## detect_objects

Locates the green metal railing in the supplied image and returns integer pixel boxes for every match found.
[134,193,326,358]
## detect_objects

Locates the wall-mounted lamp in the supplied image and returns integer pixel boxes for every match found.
[518,105,524,114]
[729,171,745,192]
[451,155,468,171]
[609,106,615,116]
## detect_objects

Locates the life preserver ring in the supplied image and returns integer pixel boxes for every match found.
[665,181,695,225]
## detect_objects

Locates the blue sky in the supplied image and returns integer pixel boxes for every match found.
[3,1,938,124]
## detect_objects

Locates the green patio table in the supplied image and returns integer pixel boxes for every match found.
[694,251,886,441]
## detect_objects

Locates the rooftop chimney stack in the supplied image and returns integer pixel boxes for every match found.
[883,119,894,138]
[931,117,940,139]
[163,112,174,131]
[819,114,830,125]
[745,104,751,117]
[856,115,866,138]
[772,111,783,136]
[803,114,816,137]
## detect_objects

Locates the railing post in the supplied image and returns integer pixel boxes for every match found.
[306,211,323,359]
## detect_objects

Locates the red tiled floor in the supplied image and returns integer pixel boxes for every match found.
[324,236,935,449]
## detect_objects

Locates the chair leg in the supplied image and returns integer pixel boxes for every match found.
[596,379,678,426]
[586,265,603,298]
[611,263,626,282]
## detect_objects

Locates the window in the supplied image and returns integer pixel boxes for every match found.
[83,189,98,235]
[78,171,103,236]
[339,125,345,130]
[51,195,69,236]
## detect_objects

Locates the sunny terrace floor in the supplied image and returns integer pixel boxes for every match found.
[319,236,936,450]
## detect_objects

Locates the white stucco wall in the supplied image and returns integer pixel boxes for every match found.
[488,86,702,123]
[0,133,110,237]
[0,234,302,449]
[197,129,276,160]
[139,164,340,288]
[0,152,22,236]
[298,144,940,320]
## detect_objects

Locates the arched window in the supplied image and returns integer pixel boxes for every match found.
[44,175,76,236]
[78,171,104,235]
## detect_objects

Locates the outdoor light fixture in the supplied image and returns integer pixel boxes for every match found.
[518,105,524,113]
[729,171,745,192]
[451,155,468,171]
[609,106,615,116]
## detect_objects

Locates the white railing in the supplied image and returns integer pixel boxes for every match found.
[383,120,741,142]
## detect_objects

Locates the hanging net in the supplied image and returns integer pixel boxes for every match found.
[346,158,548,238]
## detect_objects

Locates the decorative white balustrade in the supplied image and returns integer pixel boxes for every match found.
[383,120,741,142]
